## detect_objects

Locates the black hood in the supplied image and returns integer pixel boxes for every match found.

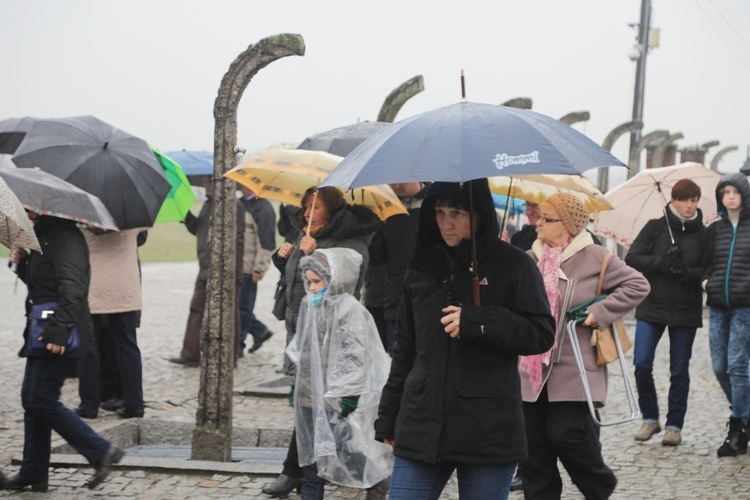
[715,172,750,217]
[411,179,499,274]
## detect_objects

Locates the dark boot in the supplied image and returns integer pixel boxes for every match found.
[2,474,48,491]
[365,477,390,500]
[717,417,748,457]
[261,473,303,497]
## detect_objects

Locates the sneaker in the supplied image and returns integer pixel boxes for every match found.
[634,422,661,442]
[717,417,748,457]
[662,429,682,446]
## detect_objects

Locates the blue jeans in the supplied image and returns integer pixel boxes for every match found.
[388,456,515,500]
[709,307,750,420]
[633,320,697,430]
[239,273,270,345]
[21,356,111,481]
[301,463,326,499]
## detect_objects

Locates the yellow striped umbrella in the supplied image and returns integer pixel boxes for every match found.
[224,149,407,221]
[489,174,612,214]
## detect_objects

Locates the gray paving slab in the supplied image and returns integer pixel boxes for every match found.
[0,259,749,498]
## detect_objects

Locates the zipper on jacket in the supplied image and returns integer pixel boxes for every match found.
[725,224,738,308]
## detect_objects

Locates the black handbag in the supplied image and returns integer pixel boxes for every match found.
[28,301,80,356]
[272,275,288,321]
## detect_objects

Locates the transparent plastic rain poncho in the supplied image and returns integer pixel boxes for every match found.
[286,247,393,488]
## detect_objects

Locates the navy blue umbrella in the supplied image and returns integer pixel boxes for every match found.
[320,101,626,189]
[164,150,214,187]
[164,150,214,176]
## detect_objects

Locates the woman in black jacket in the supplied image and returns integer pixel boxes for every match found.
[625,179,706,447]
[374,180,555,499]
[1,214,123,491]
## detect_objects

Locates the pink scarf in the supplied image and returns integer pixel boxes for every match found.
[520,242,563,393]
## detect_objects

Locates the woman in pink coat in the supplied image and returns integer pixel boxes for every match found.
[519,193,650,500]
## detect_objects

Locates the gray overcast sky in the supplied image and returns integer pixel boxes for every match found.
[2,0,749,180]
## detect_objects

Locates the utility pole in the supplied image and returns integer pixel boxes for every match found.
[628,0,652,178]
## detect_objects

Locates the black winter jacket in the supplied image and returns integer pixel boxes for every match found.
[273,203,381,374]
[625,205,706,327]
[15,217,95,358]
[369,184,429,321]
[374,180,555,465]
[705,173,750,309]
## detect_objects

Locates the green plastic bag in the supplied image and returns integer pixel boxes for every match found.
[566,294,608,322]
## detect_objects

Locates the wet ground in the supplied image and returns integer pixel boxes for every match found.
[0,261,748,498]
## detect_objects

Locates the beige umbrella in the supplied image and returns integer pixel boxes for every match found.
[593,162,721,247]
[224,149,408,223]
[488,174,612,213]
[0,176,40,251]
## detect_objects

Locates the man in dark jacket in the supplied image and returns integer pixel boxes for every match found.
[367,182,429,351]
[704,172,750,457]
[168,176,244,366]
[625,179,706,447]
[238,185,277,354]
[375,180,555,497]
[510,201,541,251]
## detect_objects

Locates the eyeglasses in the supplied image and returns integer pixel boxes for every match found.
[538,216,563,224]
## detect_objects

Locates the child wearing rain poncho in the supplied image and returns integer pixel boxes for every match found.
[286,247,392,499]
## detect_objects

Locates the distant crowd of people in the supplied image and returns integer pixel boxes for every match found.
[3,171,749,499]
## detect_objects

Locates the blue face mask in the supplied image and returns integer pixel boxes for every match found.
[309,287,327,307]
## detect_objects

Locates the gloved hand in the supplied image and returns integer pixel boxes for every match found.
[287,387,295,407]
[660,244,683,274]
[341,396,360,418]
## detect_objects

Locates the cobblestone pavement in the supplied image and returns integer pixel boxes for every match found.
[1,261,749,498]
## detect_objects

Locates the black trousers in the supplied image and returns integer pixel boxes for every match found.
[78,312,143,412]
[521,386,616,500]
[282,429,303,478]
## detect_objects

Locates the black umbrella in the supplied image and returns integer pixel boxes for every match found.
[12,116,170,229]
[297,121,392,157]
[0,116,36,154]
[0,168,118,230]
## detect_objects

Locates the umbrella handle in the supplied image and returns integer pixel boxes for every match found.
[472,278,481,306]
[656,182,675,244]
[306,189,319,236]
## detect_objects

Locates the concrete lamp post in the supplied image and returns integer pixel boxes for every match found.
[710,146,739,172]
[652,132,683,169]
[597,120,643,192]
[192,33,305,462]
[377,75,425,123]
[559,111,590,126]
[628,129,669,179]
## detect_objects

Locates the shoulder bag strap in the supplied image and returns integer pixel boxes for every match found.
[597,253,613,295]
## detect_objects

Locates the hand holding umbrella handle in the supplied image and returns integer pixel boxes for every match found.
[299,235,317,255]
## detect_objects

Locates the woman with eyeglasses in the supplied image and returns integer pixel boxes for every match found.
[519,193,649,500]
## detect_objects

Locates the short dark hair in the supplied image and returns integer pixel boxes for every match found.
[297,187,345,226]
[671,179,701,201]
[434,197,467,211]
